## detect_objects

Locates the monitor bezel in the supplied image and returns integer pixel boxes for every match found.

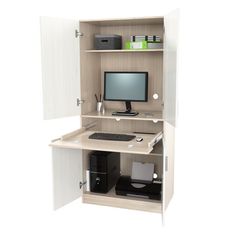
[104,71,148,102]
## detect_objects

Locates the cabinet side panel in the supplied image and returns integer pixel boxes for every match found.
[163,121,175,210]
[52,148,82,210]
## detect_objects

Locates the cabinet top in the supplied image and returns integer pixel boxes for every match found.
[79,16,164,26]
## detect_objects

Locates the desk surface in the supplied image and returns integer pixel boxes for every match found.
[50,130,162,155]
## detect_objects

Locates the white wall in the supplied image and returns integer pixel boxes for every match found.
[0,0,236,235]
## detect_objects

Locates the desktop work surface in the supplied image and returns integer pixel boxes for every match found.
[50,130,163,155]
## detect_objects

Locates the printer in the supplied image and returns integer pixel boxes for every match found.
[115,162,162,200]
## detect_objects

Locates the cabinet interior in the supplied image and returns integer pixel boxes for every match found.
[82,148,163,179]
[79,18,165,206]
[79,20,164,115]
[82,145,163,206]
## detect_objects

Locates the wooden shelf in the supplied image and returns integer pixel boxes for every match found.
[80,16,164,26]
[85,49,163,53]
[83,187,162,213]
[82,110,163,122]
[50,129,162,155]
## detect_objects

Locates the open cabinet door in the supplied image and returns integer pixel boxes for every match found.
[40,17,81,119]
[52,148,83,210]
[162,10,179,218]
[162,122,175,213]
[163,9,179,127]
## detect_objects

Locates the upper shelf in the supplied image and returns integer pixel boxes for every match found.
[85,49,163,53]
[80,16,164,26]
[82,110,163,122]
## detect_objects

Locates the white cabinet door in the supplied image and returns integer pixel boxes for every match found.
[163,10,179,127]
[162,121,175,212]
[52,148,83,210]
[40,17,81,119]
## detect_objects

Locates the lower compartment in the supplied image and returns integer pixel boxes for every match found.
[82,187,162,213]
[82,146,163,213]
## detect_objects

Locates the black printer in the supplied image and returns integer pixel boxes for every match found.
[115,176,161,200]
[115,162,162,200]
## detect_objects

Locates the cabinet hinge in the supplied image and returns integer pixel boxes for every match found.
[79,181,87,189]
[75,30,83,38]
[77,98,85,106]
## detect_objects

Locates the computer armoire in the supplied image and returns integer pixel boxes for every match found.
[40,10,178,222]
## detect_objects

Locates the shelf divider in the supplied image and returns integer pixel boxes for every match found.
[85,49,164,53]
[82,110,163,122]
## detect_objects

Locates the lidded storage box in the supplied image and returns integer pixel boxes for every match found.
[94,34,122,50]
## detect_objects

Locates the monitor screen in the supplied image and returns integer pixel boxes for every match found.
[104,72,148,102]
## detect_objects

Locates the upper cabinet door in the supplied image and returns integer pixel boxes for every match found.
[163,10,179,127]
[40,17,81,119]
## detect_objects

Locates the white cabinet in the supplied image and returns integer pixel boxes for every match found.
[40,11,178,220]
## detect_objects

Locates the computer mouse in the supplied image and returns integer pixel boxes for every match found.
[136,137,143,142]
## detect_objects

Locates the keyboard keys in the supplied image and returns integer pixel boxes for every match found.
[88,132,136,141]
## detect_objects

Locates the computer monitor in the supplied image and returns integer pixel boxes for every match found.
[104,72,148,116]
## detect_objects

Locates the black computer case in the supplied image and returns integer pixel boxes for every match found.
[89,151,120,193]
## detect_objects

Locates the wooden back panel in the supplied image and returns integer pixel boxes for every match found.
[80,22,101,115]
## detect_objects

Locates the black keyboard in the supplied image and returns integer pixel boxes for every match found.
[88,132,136,141]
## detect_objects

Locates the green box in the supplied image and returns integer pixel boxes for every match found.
[125,40,148,49]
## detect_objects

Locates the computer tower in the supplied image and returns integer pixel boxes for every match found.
[89,151,120,193]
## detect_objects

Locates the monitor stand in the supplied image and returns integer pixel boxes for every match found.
[112,101,139,116]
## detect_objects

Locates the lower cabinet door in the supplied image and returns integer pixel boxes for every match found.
[162,121,175,211]
[52,147,83,210]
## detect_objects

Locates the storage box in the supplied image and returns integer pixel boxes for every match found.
[94,34,122,50]
[147,42,163,49]
[130,35,161,42]
[125,41,148,49]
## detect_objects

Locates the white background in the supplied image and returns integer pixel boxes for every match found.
[0,0,236,235]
